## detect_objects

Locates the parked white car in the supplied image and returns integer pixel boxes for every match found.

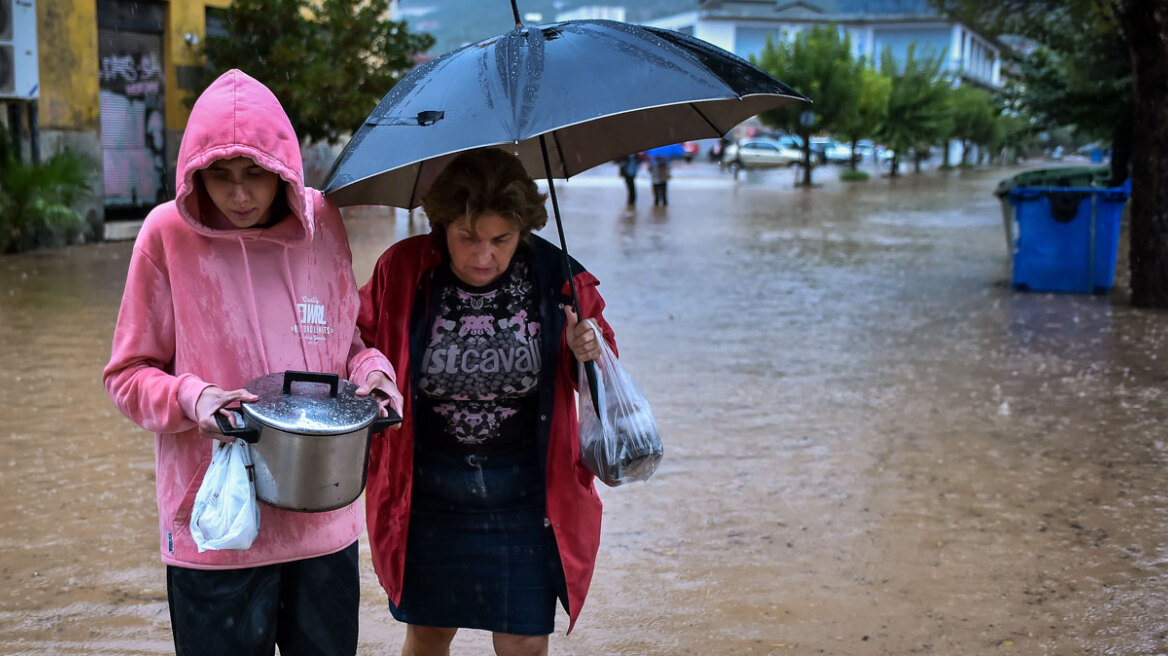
[816,138,859,165]
[721,135,804,174]
[854,139,895,163]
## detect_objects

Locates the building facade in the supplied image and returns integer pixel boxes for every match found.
[650,0,1001,90]
[9,0,228,239]
[9,0,410,241]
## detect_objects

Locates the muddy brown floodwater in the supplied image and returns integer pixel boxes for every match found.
[3,160,1167,656]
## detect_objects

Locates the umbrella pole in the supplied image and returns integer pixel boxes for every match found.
[539,135,601,415]
[510,0,522,27]
[537,136,583,317]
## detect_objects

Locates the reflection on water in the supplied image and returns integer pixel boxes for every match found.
[3,162,1167,654]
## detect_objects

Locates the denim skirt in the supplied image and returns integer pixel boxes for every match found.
[390,448,559,635]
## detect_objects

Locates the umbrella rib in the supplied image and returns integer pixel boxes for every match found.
[689,102,724,136]
[408,164,424,208]
[549,130,569,177]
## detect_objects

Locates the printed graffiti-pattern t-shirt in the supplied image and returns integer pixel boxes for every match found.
[417,250,542,455]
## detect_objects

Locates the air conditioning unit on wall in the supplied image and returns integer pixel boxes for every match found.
[0,0,38,100]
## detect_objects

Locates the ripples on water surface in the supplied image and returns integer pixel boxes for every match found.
[2,162,1167,655]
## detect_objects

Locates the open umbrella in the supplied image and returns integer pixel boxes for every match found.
[645,143,688,160]
[323,8,807,210]
[323,1,808,414]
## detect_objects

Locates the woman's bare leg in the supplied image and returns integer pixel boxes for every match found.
[491,632,548,656]
[401,625,458,656]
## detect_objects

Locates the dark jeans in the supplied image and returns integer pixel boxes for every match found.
[166,542,359,656]
[652,182,668,206]
[622,174,636,205]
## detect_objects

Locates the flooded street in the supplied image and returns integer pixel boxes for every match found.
[3,160,1167,655]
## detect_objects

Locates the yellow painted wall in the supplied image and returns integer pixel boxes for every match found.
[166,0,231,130]
[36,0,232,131]
[36,0,233,132]
[37,0,100,130]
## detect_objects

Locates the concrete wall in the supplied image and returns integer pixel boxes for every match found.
[37,0,104,241]
[39,0,101,132]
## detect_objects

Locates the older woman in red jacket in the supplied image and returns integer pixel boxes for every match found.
[358,147,614,656]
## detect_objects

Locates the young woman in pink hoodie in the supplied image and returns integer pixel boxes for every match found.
[103,69,402,655]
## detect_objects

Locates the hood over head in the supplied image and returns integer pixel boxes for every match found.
[175,68,312,245]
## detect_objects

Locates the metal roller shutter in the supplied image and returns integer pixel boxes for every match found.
[98,26,168,208]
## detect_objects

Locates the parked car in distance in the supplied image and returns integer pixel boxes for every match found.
[815,138,859,165]
[855,139,894,163]
[722,135,803,174]
[808,137,830,165]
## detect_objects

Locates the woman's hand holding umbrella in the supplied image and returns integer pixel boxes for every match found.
[564,306,602,362]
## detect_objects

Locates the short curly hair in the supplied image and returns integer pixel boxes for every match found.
[421,148,549,241]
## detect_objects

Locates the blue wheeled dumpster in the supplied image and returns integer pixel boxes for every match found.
[1007,184,1129,294]
[993,165,1110,254]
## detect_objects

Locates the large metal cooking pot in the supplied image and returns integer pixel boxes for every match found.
[214,370,401,512]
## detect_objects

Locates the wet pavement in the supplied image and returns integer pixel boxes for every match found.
[3,159,1167,655]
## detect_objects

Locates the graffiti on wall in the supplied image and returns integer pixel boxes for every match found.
[98,30,169,207]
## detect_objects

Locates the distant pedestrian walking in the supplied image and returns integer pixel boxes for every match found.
[617,154,641,206]
[650,155,671,207]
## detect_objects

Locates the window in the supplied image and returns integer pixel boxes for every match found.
[205,7,227,39]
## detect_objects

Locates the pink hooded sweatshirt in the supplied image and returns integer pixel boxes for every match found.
[103,69,393,569]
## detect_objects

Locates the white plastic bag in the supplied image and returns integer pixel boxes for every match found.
[577,324,663,487]
[190,439,260,552]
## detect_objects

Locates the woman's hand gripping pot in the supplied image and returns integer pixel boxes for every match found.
[356,370,404,423]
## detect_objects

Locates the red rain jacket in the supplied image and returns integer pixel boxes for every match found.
[357,232,613,632]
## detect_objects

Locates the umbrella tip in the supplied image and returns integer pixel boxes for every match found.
[510,0,522,27]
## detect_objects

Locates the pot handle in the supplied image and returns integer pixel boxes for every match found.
[213,407,260,443]
[369,408,404,434]
[283,370,339,397]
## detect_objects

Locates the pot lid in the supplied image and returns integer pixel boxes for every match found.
[240,371,380,435]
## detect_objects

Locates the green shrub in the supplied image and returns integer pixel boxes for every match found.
[0,148,92,253]
[840,169,870,182]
